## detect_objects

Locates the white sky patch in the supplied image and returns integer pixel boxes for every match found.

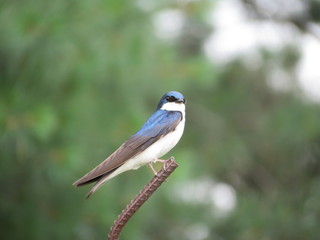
[205,0,245,28]
[172,177,237,216]
[296,35,320,102]
[152,9,185,40]
[267,68,293,92]
[210,182,237,212]
[203,0,250,63]
[184,223,209,240]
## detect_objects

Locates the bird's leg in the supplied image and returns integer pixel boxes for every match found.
[148,159,169,177]
[148,163,159,176]
[149,159,169,182]
[154,159,166,164]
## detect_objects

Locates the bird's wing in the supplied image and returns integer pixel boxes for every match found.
[73,110,182,186]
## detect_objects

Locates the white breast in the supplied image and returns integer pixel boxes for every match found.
[139,117,185,161]
[122,116,185,170]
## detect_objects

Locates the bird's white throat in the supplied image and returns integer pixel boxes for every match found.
[161,102,185,115]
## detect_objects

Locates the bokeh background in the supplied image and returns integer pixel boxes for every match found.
[1,0,320,239]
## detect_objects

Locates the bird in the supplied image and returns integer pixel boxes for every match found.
[73,91,186,198]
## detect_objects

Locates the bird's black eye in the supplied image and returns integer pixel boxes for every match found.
[165,96,176,102]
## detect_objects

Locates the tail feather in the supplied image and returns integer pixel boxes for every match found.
[73,175,103,187]
[74,164,125,198]
[85,173,114,199]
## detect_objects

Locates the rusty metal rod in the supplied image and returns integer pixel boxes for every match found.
[108,157,179,240]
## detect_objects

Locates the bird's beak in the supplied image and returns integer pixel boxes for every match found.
[176,98,185,104]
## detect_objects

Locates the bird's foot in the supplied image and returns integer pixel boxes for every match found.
[148,159,170,178]
[154,158,168,172]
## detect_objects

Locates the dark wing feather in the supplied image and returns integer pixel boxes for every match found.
[73,110,182,186]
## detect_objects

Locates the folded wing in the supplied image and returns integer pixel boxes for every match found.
[73,110,182,187]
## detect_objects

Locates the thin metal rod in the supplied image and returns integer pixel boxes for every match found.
[108,157,179,240]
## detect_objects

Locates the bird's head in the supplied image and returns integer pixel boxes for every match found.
[157,91,186,112]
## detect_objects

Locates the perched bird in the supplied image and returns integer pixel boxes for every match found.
[73,91,186,198]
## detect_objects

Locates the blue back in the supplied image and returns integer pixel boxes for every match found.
[133,110,182,138]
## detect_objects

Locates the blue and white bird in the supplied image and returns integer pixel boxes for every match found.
[73,91,186,198]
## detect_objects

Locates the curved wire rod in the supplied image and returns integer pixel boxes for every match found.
[108,157,179,240]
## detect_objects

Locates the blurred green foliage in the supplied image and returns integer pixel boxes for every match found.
[1,0,320,239]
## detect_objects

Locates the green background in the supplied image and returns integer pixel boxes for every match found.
[1,0,320,239]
